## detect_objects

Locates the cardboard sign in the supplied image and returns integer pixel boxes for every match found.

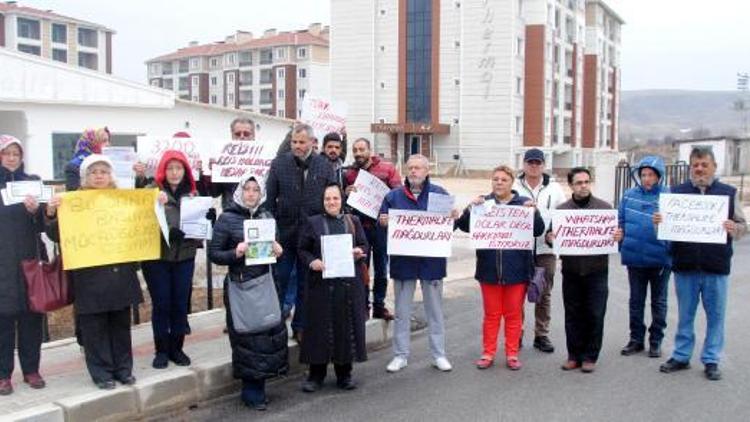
[137,137,208,178]
[387,209,453,257]
[657,193,729,244]
[211,140,274,183]
[58,189,161,270]
[300,95,348,141]
[346,170,390,219]
[551,209,618,255]
[471,205,535,250]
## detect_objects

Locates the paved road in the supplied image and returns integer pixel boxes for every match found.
[178,238,750,422]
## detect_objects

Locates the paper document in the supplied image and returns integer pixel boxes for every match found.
[322,234,355,279]
[244,219,277,266]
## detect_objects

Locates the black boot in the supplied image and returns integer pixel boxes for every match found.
[152,337,169,369]
[169,334,191,366]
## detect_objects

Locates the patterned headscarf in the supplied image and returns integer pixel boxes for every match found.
[74,127,110,156]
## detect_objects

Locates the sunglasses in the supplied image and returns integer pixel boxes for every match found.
[234,131,253,138]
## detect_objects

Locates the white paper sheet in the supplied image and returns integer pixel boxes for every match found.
[244,219,277,266]
[2,181,52,205]
[103,147,137,189]
[154,201,170,247]
[427,193,455,215]
[179,196,214,240]
[322,234,355,279]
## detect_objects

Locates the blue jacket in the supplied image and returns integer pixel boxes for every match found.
[380,177,448,281]
[618,156,671,268]
[455,192,545,285]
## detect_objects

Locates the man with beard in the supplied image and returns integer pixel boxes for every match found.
[321,132,346,189]
[345,138,401,320]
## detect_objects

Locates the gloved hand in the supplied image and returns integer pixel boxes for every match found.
[205,208,217,225]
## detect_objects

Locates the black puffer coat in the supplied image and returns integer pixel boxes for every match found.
[0,165,44,315]
[208,203,288,381]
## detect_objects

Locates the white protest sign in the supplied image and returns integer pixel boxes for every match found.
[244,219,277,266]
[179,196,214,240]
[657,193,729,244]
[2,181,52,205]
[346,170,390,219]
[322,234,355,279]
[301,95,348,141]
[471,205,535,250]
[387,209,453,258]
[211,140,275,183]
[103,146,137,189]
[427,193,455,215]
[552,209,618,255]
[137,137,208,179]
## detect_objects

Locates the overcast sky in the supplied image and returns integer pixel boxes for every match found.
[20,0,750,91]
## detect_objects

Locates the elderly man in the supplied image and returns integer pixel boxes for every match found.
[655,147,746,381]
[512,148,566,353]
[345,138,402,320]
[379,154,453,373]
[265,123,336,340]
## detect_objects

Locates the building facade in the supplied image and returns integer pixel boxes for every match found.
[331,0,622,176]
[146,24,330,119]
[0,1,114,73]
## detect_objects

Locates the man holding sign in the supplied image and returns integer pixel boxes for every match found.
[654,147,746,381]
[345,138,402,320]
[547,167,617,373]
[379,154,455,373]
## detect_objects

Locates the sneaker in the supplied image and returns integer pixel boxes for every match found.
[475,356,494,370]
[301,379,323,393]
[620,341,645,356]
[433,357,453,372]
[659,358,690,373]
[704,363,722,381]
[506,357,523,371]
[0,379,13,395]
[372,306,394,321]
[23,373,46,389]
[648,345,662,358]
[386,356,408,373]
[533,336,555,353]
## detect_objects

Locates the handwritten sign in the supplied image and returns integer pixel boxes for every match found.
[387,209,453,257]
[471,205,534,250]
[552,209,618,255]
[301,95,348,141]
[657,193,729,244]
[58,189,161,270]
[137,137,207,179]
[211,140,273,183]
[346,170,390,219]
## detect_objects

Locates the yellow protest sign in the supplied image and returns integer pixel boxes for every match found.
[58,189,161,270]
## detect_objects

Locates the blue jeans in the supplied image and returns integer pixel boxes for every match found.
[275,246,306,331]
[363,223,389,309]
[627,266,670,346]
[142,259,195,338]
[671,272,728,365]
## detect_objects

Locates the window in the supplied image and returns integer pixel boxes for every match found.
[299,89,306,99]
[78,52,98,70]
[227,93,235,106]
[278,89,285,99]
[211,76,218,86]
[239,51,252,66]
[52,24,67,44]
[515,116,522,134]
[178,77,188,90]
[162,78,174,90]
[210,57,220,68]
[240,71,253,85]
[190,58,199,69]
[52,48,67,63]
[275,48,287,60]
[516,77,522,95]
[260,69,273,84]
[298,68,307,78]
[239,90,253,106]
[225,53,236,66]
[178,60,188,73]
[192,75,199,86]
[277,68,285,79]
[260,49,273,64]
[77,27,98,48]
[17,44,41,56]
[227,73,235,83]
[211,95,217,104]
[277,110,285,118]
[162,62,173,75]
[297,47,307,59]
[150,79,161,87]
[191,95,199,102]
[179,94,190,100]
[52,132,137,179]
[151,64,159,74]
[17,18,40,39]
[516,37,524,56]
[405,0,433,123]
[260,89,273,104]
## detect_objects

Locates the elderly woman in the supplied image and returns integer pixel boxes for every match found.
[46,155,144,390]
[0,135,46,395]
[64,127,110,192]
[297,183,369,392]
[208,174,287,411]
[455,165,544,370]
[140,151,203,369]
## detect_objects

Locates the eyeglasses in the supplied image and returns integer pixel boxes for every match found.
[234,131,253,138]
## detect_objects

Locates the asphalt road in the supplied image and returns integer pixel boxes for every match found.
[179,238,750,422]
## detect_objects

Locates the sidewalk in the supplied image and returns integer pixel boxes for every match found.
[2,259,477,422]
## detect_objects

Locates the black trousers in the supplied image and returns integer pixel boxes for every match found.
[562,270,609,363]
[78,308,133,383]
[0,311,43,379]
[308,363,352,382]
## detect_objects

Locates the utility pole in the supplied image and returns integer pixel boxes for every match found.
[736,72,749,136]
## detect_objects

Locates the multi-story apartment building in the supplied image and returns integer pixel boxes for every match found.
[331,0,622,172]
[146,24,330,119]
[0,1,114,73]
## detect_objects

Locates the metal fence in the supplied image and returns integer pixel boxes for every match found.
[613,162,690,208]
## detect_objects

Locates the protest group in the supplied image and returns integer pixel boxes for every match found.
[0,117,746,411]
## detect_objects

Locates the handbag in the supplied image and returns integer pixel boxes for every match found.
[21,237,72,313]
[527,266,547,303]
[228,271,281,334]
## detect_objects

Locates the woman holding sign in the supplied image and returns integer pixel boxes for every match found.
[455,165,544,370]
[0,135,47,395]
[46,155,144,390]
[140,151,204,369]
[208,174,287,411]
[297,183,369,393]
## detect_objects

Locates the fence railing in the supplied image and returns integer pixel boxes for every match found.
[613,162,690,208]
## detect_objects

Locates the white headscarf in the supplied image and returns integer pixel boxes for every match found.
[232,173,266,212]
